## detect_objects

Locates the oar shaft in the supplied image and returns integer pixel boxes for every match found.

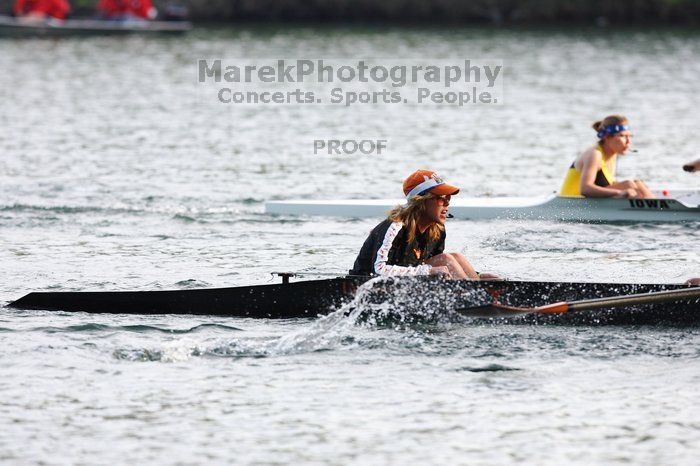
[554,288,700,313]
[462,284,700,317]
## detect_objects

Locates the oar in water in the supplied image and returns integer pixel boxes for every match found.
[457,286,700,318]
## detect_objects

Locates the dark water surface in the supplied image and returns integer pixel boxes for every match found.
[1,25,699,464]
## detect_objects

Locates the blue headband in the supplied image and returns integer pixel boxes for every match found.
[597,124,630,139]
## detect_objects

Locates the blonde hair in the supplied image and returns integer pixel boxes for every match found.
[592,115,628,142]
[387,193,444,244]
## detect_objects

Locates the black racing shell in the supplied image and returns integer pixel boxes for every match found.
[349,220,446,276]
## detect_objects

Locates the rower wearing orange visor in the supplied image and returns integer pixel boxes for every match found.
[349,170,498,280]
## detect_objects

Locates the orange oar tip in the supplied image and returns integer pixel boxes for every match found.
[536,302,570,314]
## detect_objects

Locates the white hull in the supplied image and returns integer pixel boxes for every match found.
[266,191,700,222]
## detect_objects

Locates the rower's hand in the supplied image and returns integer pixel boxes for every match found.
[477,272,501,280]
[683,160,700,172]
[429,266,451,279]
[614,188,638,199]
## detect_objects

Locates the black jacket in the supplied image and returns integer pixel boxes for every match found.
[349,220,445,276]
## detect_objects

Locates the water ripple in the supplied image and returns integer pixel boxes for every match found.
[28,323,243,334]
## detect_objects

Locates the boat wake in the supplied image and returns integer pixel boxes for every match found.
[236,277,493,356]
[112,277,494,361]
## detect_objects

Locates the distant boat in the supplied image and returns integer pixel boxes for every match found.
[0,14,192,37]
[265,189,700,223]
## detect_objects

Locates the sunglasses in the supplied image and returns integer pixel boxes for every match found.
[431,194,451,204]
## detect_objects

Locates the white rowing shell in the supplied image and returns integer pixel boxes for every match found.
[266,191,700,222]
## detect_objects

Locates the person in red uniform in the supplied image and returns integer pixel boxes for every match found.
[14,0,70,20]
[96,0,157,20]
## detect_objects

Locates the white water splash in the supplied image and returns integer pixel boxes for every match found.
[158,337,204,362]
[269,278,385,355]
[269,276,489,355]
